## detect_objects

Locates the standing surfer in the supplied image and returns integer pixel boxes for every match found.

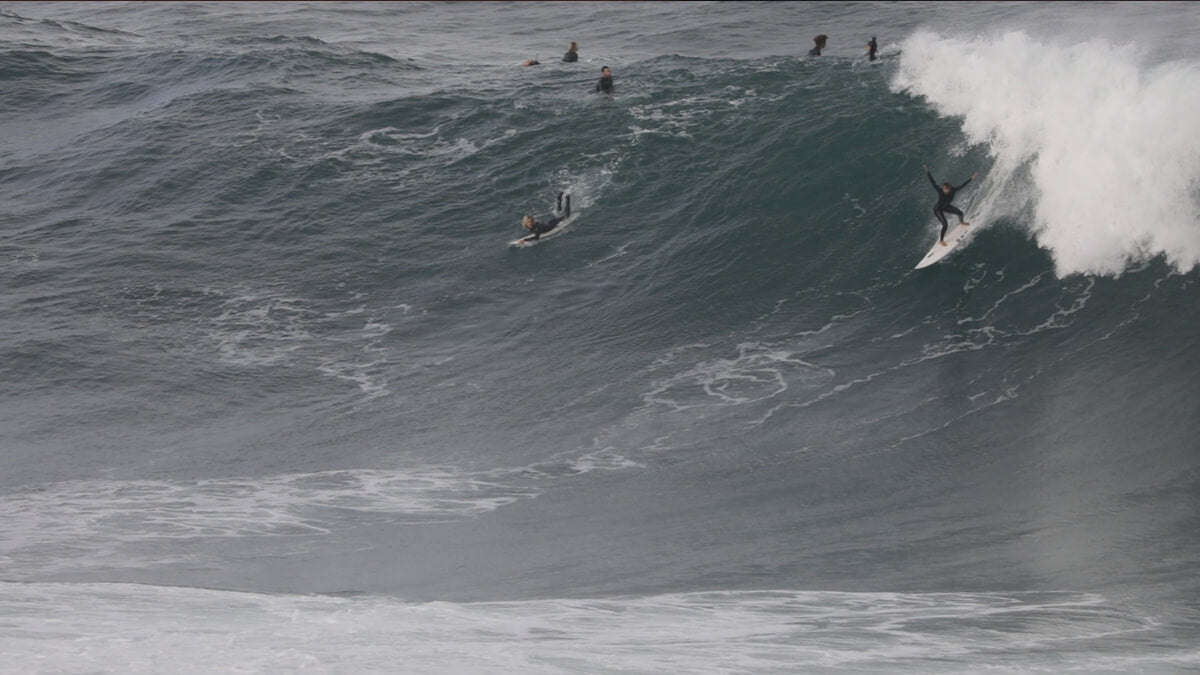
[923,165,978,246]
[867,36,878,61]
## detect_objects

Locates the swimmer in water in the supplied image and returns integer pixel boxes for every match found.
[595,66,613,94]
[809,34,827,56]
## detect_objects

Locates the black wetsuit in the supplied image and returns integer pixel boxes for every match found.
[596,75,613,94]
[524,193,571,241]
[868,38,878,61]
[563,50,578,63]
[927,170,971,241]
[808,46,822,56]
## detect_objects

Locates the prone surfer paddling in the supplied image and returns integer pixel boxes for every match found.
[521,191,571,242]
[924,164,978,246]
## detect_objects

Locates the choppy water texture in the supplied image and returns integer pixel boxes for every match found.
[1,2,1199,673]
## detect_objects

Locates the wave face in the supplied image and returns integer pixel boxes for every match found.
[1,2,1198,673]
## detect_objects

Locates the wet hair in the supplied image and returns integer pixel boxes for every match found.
[814,34,828,47]
[569,41,578,51]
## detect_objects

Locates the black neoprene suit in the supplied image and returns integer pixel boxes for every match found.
[927,170,971,241]
[526,193,571,241]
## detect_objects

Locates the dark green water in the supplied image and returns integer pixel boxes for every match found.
[1,2,1198,672]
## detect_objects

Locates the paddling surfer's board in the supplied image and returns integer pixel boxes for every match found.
[509,215,575,247]
[915,222,970,269]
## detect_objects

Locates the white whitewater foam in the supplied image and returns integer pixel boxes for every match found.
[1,583,1190,675]
[893,30,1200,277]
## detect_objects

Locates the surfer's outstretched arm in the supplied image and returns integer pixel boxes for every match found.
[923,165,939,191]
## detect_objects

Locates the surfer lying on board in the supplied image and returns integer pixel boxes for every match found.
[521,191,571,241]
[924,165,979,246]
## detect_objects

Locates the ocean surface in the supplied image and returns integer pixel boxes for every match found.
[2,1,1199,672]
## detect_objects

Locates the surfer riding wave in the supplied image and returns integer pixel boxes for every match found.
[924,164,979,245]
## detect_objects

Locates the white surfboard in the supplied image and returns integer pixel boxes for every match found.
[914,222,971,269]
[509,214,575,247]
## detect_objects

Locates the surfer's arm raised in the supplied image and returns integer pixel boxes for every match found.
[923,165,940,191]
[955,172,979,190]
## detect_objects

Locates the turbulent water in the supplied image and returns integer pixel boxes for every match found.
[2,2,1199,673]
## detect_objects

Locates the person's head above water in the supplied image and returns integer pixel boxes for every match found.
[569,41,578,51]
[942,182,953,193]
[522,215,535,228]
[813,34,828,48]
[601,66,611,76]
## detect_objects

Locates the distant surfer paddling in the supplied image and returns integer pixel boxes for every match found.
[520,191,571,242]
[924,164,978,246]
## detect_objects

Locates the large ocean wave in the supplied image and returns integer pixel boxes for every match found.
[894,29,1200,276]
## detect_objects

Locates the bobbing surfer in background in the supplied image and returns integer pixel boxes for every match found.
[923,165,979,246]
[809,34,827,56]
[521,191,571,242]
[596,66,613,94]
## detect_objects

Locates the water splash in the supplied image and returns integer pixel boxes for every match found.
[893,30,1200,277]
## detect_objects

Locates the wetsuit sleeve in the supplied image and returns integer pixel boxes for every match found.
[955,177,972,190]
[926,170,939,190]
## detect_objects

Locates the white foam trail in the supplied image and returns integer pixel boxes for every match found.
[0,467,538,575]
[0,449,640,577]
[893,30,1200,277]
[1,583,1191,674]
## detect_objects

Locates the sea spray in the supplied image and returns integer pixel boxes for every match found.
[892,29,1200,277]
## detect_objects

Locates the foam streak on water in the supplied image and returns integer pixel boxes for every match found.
[3,582,1195,675]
